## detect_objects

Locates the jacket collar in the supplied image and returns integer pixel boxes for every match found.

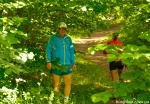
[56,32,68,38]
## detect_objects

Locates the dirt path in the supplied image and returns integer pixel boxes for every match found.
[73,25,121,104]
[73,26,121,104]
[73,25,120,71]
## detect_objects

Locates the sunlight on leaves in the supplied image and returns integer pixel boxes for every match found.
[147,0,150,2]
[139,30,150,42]
[144,53,150,59]
[107,54,117,62]
[15,78,26,83]
[91,91,112,103]
[27,52,35,59]
[1,17,7,23]
[16,52,35,64]
[91,51,95,55]
[133,53,141,59]
[18,53,27,62]
[81,6,87,11]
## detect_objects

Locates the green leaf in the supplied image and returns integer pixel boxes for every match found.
[5,33,20,44]
[120,91,127,97]
[138,30,150,42]
[95,44,106,51]
[126,86,133,93]
[114,90,121,98]
[12,68,25,75]
[91,91,112,103]
[139,82,147,91]
[133,53,141,60]
[107,54,117,62]
[88,46,95,55]
[5,68,13,75]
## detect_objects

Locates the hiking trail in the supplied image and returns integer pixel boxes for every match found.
[73,25,121,104]
[73,25,120,72]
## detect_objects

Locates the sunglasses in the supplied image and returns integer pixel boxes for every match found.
[59,28,67,30]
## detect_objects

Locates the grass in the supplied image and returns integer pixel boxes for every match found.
[64,53,111,104]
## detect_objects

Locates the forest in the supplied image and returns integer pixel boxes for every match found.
[0,0,150,104]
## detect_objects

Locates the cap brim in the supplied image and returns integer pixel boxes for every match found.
[59,26,67,28]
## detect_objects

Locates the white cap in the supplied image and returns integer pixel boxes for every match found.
[58,22,67,28]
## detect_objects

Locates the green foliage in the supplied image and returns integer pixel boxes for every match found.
[0,1,29,75]
[90,1,150,103]
[51,57,68,72]
[1,0,113,75]
[90,42,150,103]
[2,0,150,103]
[70,53,109,104]
[0,72,57,104]
[91,91,112,103]
[139,30,150,42]
[0,0,113,103]
[88,43,124,62]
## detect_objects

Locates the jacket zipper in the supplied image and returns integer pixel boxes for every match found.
[62,37,66,64]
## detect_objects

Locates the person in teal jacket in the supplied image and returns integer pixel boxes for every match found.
[46,22,76,103]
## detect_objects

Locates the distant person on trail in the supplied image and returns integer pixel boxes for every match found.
[46,22,76,103]
[103,32,124,82]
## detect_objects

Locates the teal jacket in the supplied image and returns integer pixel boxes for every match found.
[46,33,75,65]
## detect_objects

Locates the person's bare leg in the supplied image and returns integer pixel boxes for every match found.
[63,74,72,96]
[110,69,117,82]
[118,69,123,81]
[52,74,60,92]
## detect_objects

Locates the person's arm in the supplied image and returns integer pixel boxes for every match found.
[103,42,110,55]
[46,36,53,69]
[103,50,107,54]
[69,38,76,70]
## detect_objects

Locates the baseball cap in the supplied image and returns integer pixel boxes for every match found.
[58,22,67,28]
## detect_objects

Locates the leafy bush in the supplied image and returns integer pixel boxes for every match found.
[90,1,150,103]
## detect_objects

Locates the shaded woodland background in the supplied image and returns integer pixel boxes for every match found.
[1,0,150,103]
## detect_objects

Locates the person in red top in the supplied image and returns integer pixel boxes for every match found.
[103,33,124,82]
